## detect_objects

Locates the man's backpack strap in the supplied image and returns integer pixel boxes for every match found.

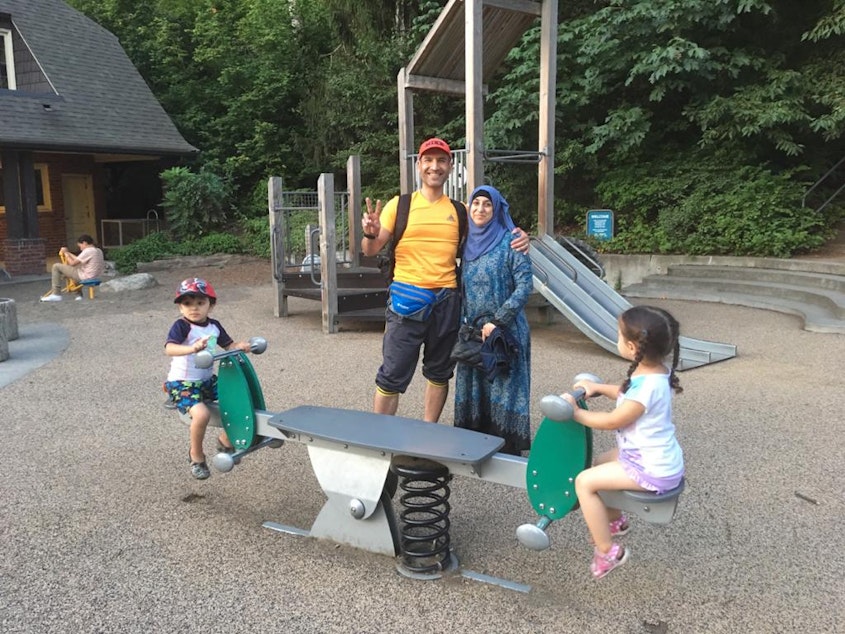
[451,198,467,258]
[382,194,412,283]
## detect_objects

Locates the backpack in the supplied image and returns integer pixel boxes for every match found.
[380,193,468,284]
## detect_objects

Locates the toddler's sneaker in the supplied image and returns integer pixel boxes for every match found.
[216,441,235,455]
[40,293,62,302]
[591,542,629,579]
[609,514,630,537]
[190,461,210,479]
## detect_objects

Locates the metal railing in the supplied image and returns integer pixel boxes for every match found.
[803,155,845,214]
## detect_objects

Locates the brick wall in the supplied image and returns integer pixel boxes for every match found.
[3,238,46,275]
[1,153,105,266]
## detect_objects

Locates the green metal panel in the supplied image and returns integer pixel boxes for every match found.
[217,355,257,451]
[525,406,590,520]
[238,354,266,410]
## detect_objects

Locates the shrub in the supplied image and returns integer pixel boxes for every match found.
[107,232,178,273]
[177,232,242,256]
[160,167,232,241]
[595,155,827,257]
[240,217,271,259]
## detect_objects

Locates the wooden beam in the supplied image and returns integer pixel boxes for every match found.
[1,150,24,239]
[346,155,362,265]
[404,74,478,96]
[483,0,542,17]
[268,176,287,317]
[466,0,484,193]
[317,174,339,334]
[537,0,558,237]
[397,67,415,194]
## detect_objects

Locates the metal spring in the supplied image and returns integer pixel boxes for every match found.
[395,468,452,575]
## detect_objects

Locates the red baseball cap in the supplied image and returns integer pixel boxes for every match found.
[418,137,451,157]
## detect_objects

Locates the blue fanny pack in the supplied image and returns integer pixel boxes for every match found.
[388,281,439,321]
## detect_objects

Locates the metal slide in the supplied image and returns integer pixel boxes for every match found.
[529,235,736,370]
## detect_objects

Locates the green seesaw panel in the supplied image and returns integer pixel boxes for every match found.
[525,410,591,520]
[217,354,259,451]
[238,353,266,410]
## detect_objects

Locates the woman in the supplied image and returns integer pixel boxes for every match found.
[454,185,533,454]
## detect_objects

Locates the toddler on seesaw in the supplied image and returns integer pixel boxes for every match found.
[562,305,685,579]
[164,278,253,480]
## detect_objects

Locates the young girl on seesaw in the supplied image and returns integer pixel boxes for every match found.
[562,305,685,579]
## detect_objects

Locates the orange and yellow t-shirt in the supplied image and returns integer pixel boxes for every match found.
[379,192,465,289]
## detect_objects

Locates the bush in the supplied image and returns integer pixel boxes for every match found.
[107,232,178,273]
[595,155,827,257]
[108,230,251,274]
[240,217,271,259]
[160,167,232,241]
[177,232,242,256]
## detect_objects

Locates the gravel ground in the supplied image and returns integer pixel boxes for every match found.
[0,257,842,634]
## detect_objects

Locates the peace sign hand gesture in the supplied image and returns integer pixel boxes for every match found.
[362,197,382,238]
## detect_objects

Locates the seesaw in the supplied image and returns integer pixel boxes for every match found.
[183,343,683,588]
[517,376,686,551]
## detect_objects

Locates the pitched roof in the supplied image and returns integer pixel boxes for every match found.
[0,0,198,157]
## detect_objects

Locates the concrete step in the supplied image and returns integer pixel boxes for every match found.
[665,265,845,294]
[623,272,845,334]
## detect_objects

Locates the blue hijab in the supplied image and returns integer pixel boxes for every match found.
[463,185,516,262]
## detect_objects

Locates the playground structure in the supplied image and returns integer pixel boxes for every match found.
[192,341,685,590]
[268,0,737,365]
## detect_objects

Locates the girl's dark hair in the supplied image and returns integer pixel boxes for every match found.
[619,305,683,394]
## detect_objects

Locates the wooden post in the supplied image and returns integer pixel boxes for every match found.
[465,0,484,194]
[317,174,338,334]
[537,0,558,237]
[347,155,362,265]
[397,67,415,195]
[268,176,288,317]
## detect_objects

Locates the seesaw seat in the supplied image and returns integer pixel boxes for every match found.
[268,405,504,468]
[598,478,686,525]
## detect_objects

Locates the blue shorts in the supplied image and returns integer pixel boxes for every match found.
[164,376,218,415]
[376,288,461,393]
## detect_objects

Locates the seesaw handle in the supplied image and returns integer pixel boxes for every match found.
[195,336,267,369]
[539,372,602,421]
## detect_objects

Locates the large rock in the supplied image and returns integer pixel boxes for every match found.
[100,273,159,293]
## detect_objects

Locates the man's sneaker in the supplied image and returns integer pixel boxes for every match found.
[591,543,629,579]
[609,514,630,537]
[190,461,210,480]
[40,293,62,302]
[74,295,83,301]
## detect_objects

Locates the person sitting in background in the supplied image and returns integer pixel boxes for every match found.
[40,234,105,302]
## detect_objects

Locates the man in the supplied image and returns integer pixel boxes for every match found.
[361,138,529,422]
[40,234,105,302]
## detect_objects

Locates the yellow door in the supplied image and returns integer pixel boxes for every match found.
[62,173,96,245]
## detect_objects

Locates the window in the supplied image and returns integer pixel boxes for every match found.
[0,163,52,212]
[0,28,15,90]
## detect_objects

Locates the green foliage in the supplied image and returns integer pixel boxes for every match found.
[595,154,827,257]
[240,217,272,259]
[108,226,263,274]
[176,232,242,256]
[68,0,845,258]
[159,166,232,241]
[107,232,179,274]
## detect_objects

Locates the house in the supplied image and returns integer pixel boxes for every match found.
[0,0,197,275]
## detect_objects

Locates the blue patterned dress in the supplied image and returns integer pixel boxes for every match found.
[454,233,533,454]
